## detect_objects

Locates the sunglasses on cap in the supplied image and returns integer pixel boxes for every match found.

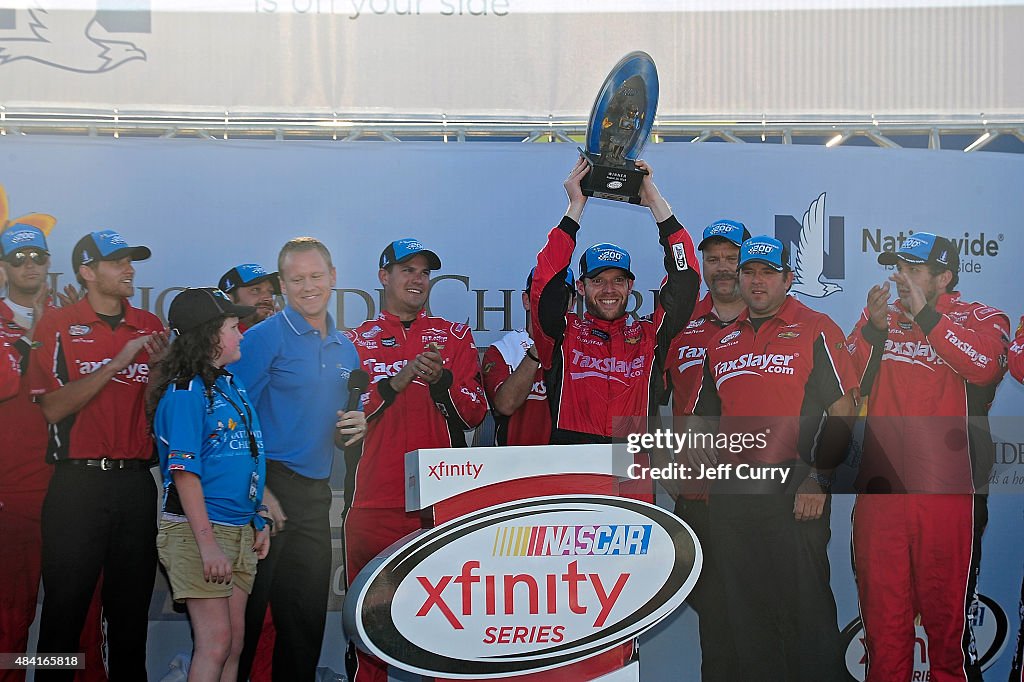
[4,250,49,268]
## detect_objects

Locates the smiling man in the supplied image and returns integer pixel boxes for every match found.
[343,237,486,682]
[28,229,167,681]
[530,157,700,448]
[231,237,365,682]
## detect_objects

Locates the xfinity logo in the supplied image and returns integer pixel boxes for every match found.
[428,460,483,480]
[343,496,700,678]
[775,192,845,298]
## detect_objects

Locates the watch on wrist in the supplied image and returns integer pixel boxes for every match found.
[807,471,833,490]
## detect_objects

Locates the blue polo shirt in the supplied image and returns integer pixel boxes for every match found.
[154,372,266,527]
[229,306,359,480]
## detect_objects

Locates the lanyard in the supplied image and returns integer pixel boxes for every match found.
[212,381,261,463]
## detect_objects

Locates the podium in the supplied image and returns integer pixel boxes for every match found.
[344,444,701,681]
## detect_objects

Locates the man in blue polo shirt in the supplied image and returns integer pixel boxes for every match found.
[231,237,366,682]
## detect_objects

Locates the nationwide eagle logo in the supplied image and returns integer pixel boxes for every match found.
[0,3,148,74]
[775,192,846,299]
[792,193,843,298]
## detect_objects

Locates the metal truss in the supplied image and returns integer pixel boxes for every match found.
[2,108,1024,152]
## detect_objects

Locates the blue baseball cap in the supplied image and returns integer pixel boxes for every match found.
[698,220,751,250]
[526,266,575,290]
[219,263,281,295]
[379,238,442,270]
[579,243,635,280]
[72,229,151,272]
[739,236,790,272]
[1,224,49,258]
[877,232,959,271]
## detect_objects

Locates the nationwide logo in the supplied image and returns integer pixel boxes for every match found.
[841,595,1009,681]
[861,229,1003,277]
[775,192,845,298]
[343,496,700,678]
[0,7,149,74]
[492,524,652,558]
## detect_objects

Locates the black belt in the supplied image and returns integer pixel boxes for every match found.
[59,458,152,471]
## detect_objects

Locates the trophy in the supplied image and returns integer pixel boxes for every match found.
[579,51,660,205]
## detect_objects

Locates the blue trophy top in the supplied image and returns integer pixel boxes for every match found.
[586,51,660,164]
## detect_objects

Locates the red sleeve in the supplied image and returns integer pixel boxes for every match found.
[1009,316,1024,384]
[819,315,860,399]
[481,344,512,406]
[845,308,886,390]
[922,304,1009,386]
[28,311,62,396]
[652,215,701,368]
[530,220,577,369]
[430,324,486,429]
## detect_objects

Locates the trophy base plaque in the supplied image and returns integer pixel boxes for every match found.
[579,151,646,205]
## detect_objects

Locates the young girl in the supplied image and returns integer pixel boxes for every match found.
[149,288,271,682]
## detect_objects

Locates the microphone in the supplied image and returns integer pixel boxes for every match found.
[345,369,370,413]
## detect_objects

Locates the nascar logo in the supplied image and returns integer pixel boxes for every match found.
[492,525,652,557]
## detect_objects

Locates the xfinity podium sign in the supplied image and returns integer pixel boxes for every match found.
[344,495,701,678]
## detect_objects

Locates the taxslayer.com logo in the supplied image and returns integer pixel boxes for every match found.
[343,496,700,678]
[569,350,645,386]
[841,595,1009,681]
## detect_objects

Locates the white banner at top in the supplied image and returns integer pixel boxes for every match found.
[0,1,1022,116]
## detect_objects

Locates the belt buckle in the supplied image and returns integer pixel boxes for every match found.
[100,457,113,471]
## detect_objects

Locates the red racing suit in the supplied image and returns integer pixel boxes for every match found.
[343,309,486,682]
[481,330,551,446]
[345,309,487,510]
[846,292,1009,682]
[530,215,700,443]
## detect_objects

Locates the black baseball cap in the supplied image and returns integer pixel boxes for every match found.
[168,288,255,335]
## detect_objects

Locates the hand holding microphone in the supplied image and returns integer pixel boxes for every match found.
[336,369,370,447]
